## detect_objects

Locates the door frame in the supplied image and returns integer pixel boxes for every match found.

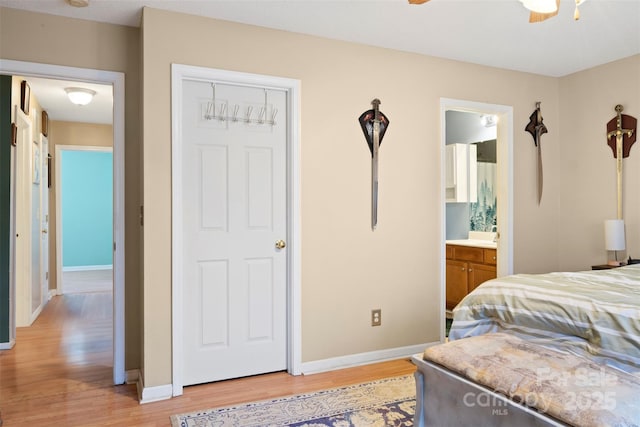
[55,145,114,295]
[40,133,50,312]
[0,59,126,385]
[440,98,514,341]
[171,64,301,396]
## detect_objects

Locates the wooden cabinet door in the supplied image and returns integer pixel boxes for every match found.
[483,248,497,265]
[468,262,496,293]
[446,260,468,310]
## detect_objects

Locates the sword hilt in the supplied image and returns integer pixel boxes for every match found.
[372,98,381,121]
[535,101,542,123]
[607,104,634,139]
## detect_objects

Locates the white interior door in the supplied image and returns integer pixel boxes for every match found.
[180,80,288,386]
[14,107,33,327]
[40,134,49,304]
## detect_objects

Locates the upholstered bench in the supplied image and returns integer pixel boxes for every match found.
[412,332,640,427]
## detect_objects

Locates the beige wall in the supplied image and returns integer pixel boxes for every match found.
[141,7,561,386]
[558,56,640,270]
[1,7,142,371]
[4,4,639,393]
[47,121,113,295]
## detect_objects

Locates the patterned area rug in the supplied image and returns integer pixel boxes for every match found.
[171,375,415,427]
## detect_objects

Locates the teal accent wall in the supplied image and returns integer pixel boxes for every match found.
[0,75,11,343]
[61,150,113,268]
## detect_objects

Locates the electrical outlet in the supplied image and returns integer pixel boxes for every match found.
[371,309,381,326]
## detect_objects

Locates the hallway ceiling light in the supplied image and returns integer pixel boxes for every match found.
[65,87,96,106]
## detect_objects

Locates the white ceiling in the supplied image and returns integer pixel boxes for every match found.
[3,0,639,124]
[26,77,113,124]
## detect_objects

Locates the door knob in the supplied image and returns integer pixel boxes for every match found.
[275,240,286,249]
[42,229,48,234]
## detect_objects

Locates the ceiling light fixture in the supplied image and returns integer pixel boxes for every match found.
[67,0,89,7]
[520,0,587,21]
[65,87,96,106]
[409,0,586,23]
[520,0,557,14]
[481,115,497,128]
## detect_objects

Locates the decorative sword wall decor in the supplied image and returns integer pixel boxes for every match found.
[358,99,390,230]
[525,101,548,205]
[606,104,636,219]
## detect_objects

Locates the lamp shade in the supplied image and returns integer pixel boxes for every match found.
[605,219,625,251]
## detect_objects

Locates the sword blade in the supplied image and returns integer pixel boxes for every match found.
[616,133,623,219]
[537,141,543,205]
[372,120,380,230]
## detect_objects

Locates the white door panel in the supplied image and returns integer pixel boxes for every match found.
[15,108,33,327]
[181,80,287,385]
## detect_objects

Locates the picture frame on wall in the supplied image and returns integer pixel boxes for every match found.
[42,110,49,137]
[20,80,30,115]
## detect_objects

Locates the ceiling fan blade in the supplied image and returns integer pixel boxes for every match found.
[529,0,560,23]
[408,0,431,4]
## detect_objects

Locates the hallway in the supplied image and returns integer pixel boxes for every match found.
[0,292,124,425]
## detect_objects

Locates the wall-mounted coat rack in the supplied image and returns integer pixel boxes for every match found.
[202,83,278,126]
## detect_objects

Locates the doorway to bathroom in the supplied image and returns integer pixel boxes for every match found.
[441,98,514,338]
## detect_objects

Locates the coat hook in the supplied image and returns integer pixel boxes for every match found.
[207,83,217,120]
[270,108,278,125]
[232,104,240,122]
[263,90,268,122]
[205,102,214,120]
[218,103,227,121]
[246,105,253,123]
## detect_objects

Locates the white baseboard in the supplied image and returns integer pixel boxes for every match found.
[0,339,15,350]
[132,342,439,402]
[62,264,113,272]
[137,373,173,404]
[300,341,439,375]
[48,289,58,300]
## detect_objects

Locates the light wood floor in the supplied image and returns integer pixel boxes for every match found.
[62,269,113,293]
[0,292,416,426]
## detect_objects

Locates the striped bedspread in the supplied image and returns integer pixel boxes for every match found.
[449,264,640,375]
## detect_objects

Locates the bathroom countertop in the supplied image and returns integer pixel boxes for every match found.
[446,239,497,249]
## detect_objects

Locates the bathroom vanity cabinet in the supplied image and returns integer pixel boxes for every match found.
[446,244,496,310]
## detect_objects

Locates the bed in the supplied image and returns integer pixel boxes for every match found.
[413,264,640,426]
